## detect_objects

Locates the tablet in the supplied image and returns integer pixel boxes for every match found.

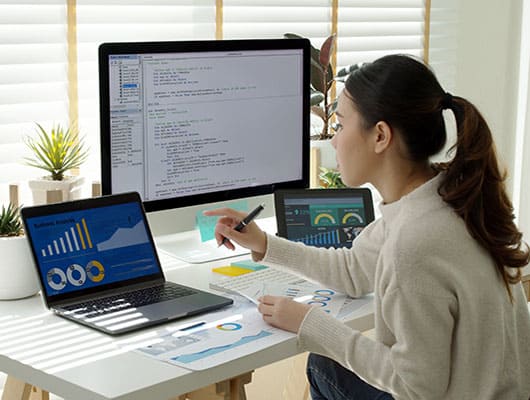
[274,188,375,248]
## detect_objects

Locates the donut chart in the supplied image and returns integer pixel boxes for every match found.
[86,260,105,282]
[46,260,106,291]
[66,264,86,286]
[216,323,242,331]
[47,268,67,291]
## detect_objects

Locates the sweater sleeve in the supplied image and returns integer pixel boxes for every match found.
[257,218,385,298]
[298,286,457,399]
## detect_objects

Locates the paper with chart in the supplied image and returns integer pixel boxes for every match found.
[240,282,348,317]
[134,296,294,370]
[133,289,371,370]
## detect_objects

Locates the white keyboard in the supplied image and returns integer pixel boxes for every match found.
[210,267,309,294]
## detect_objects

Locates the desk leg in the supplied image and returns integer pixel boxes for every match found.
[229,374,252,400]
[1,376,49,400]
[181,371,253,400]
[281,353,310,400]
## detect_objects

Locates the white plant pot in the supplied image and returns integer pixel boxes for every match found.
[0,236,39,300]
[28,176,85,205]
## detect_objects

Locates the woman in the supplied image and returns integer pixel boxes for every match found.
[204,54,530,399]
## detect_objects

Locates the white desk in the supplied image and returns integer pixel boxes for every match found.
[0,240,374,400]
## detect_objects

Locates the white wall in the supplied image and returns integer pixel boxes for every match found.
[514,0,530,275]
[452,0,523,194]
[440,0,528,274]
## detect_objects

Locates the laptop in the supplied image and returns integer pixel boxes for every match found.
[274,188,375,249]
[21,192,233,335]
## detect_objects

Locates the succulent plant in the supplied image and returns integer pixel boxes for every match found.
[0,203,23,237]
[24,123,89,181]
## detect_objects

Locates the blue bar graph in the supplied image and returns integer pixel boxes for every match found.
[294,229,340,246]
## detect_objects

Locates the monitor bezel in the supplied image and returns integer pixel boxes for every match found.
[99,38,310,212]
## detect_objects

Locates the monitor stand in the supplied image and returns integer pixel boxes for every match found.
[155,231,250,264]
[147,195,275,264]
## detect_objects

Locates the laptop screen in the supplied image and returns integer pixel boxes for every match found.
[23,195,162,301]
[274,188,375,249]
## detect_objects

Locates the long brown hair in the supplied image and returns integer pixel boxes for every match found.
[344,54,529,299]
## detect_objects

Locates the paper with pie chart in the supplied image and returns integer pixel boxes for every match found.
[133,292,371,371]
[240,282,348,317]
[135,299,293,370]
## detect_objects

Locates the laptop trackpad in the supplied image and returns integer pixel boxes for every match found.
[138,293,221,321]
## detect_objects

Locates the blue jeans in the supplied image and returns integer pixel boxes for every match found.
[306,354,394,400]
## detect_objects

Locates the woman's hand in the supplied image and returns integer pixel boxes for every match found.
[257,295,312,333]
[203,207,267,257]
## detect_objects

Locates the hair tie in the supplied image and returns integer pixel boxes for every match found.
[440,92,453,110]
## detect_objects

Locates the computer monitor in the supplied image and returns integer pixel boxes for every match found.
[99,39,310,262]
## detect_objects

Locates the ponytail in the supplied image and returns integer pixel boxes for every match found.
[435,97,529,300]
[345,54,529,300]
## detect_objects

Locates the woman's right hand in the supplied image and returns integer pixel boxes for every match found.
[203,207,267,258]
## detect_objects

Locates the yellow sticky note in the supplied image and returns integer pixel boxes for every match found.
[212,266,253,277]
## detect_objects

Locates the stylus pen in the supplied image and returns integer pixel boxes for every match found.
[178,321,206,331]
[220,203,265,246]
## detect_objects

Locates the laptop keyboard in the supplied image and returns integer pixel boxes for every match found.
[62,283,197,314]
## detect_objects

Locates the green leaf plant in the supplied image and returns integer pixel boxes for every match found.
[319,167,346,189]
[0,203,23,237]
[24,123,89,181]
[284,33,363,140]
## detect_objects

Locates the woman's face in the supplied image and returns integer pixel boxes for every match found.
[330,92,376,187]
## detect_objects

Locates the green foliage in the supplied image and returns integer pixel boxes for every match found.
[24,123,89,181]
[319,167,346,189]
[0,203,23,237]
[284,33,362,140]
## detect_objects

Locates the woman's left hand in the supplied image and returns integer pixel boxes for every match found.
[257,295,312,333]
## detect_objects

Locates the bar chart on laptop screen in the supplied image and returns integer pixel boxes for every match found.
[284,196,368,248]
[25,203,159,296]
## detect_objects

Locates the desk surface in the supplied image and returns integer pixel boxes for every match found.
[0,233,374,400]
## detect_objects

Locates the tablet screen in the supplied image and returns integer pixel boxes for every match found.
[274,188,375,248]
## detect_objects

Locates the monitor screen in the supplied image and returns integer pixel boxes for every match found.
[99,39,310,213]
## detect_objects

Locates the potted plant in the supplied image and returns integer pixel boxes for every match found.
[284,33,361,141]
[319,167,346,188]
[0,203,39,299]
[285,34,362,186]
[25,123,89,205]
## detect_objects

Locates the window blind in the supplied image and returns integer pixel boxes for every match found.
[75,0,216,181]
[337,1,425,67]
[0,1,69,187]
[223,0,332,42]
[223,0,425,71]
[428,0,458,93]
[0,0,432,196]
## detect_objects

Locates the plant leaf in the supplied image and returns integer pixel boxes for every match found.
[24,123,89,180]
[0,203,23,236]
[310,91,325,106]
[319,34,336,69]
[319,34,336,68]
[311,105,326,120]
[311,59,326,94]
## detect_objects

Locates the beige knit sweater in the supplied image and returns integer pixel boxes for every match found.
[260,174,530,399]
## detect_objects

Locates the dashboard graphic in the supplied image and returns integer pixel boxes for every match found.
[284,197,368,248]
[25,202,158,296]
